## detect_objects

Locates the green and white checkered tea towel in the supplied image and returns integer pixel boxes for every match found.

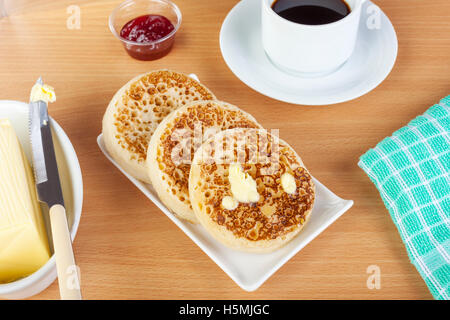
[358,96,450,300]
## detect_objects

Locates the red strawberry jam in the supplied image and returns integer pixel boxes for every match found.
[120,14,174,43]
[120,14,176,60]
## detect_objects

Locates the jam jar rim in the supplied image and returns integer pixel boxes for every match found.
[109,0,182,46]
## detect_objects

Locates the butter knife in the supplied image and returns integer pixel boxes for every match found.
[29,77,82,300]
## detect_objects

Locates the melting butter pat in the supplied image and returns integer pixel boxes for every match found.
[0,119,51,283]
[30,83,56,103]
[281,172,296,194]
[222,196,238,210]
[228,163,260,203]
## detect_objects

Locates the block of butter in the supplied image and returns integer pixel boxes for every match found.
[0,119,50,283]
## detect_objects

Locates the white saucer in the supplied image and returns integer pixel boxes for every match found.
[220,0,398,105]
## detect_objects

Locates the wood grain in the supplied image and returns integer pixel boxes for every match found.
[0,0,448,299]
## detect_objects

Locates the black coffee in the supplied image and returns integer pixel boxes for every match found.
[271,0,351,25]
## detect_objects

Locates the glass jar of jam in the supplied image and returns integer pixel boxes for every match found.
[109,0,182,61]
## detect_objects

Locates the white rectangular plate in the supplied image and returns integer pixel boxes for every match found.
[97,134,353,291]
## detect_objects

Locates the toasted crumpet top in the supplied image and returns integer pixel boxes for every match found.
[102,70,216,183]
[147,101,262,223]
[189,128,315,252]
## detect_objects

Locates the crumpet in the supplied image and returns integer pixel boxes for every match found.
[102,70,216,183]
[147,101,262,223]
[189,128,315,253]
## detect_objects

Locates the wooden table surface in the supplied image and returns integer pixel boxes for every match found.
[0,0,448,300]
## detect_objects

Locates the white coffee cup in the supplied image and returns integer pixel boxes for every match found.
[262,0,366,76]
